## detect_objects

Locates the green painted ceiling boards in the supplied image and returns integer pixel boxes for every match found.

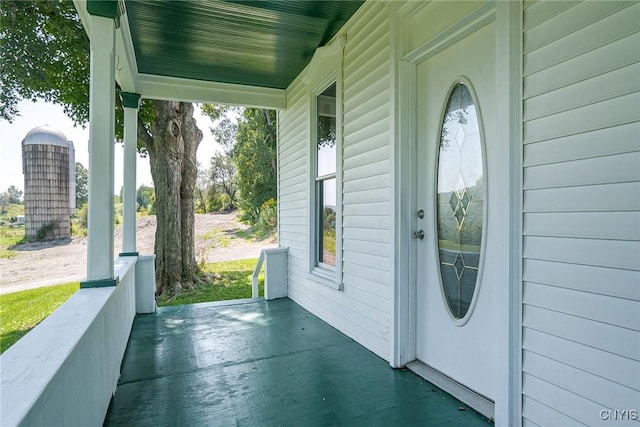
[125,0,364,89]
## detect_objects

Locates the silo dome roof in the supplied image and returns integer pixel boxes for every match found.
[23,125,70,148]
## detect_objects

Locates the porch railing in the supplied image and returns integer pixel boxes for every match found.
[0,255,156,426]
[251,251,265,298]
[252,247,288,300]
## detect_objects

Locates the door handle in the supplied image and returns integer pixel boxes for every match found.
[413,230,424,240]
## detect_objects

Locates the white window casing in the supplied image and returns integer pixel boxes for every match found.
[305,36,345,290]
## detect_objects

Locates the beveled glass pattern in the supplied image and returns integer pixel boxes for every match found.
[436,83,484,320]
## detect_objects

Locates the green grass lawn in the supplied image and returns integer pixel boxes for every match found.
[158,258,264,307]
[0,203,24,223]
[200,228,231,247]
[0,259,264,353]
[0,282,79,354]
[0,226,26,259]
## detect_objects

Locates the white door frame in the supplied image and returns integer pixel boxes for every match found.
[389,2,523,425]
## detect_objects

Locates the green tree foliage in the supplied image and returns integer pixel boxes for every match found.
[0,186,22,213]
[72,203,88,236]
[194,164,230,214]
[0,193,9,214]
[136,185,155,213]
[0,0,155,138]
[234,109,277,222]
[6,186,22,204]
[201,106,277,223]
[2,1,203,295]
[194,166,210,214]
[210,153,238,210]
[1,1,88,123]
[203,105,239,148]
[75,162,88,207]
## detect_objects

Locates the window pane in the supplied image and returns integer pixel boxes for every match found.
[319,178,336,266]
[317,83,336,177]
[436,83,484,320]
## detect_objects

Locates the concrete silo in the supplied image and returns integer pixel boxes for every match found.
[22,125,76,239]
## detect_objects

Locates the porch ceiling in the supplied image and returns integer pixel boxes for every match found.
[124,0,364,90]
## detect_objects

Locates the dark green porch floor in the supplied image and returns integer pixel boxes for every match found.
[105,298,490,426]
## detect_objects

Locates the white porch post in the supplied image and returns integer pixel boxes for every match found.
[83,2,118,287]
[120,93,141,256]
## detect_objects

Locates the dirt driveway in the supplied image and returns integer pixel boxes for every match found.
[0,212,276,295]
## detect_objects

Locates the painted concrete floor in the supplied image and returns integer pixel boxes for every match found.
[105,298,490,426]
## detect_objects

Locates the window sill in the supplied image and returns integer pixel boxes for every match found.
[307,267,343,291]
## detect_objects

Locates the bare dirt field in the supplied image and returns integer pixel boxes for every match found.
[0,212,276,295]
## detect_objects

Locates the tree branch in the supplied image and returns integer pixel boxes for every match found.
[262,109,272,127]
[137,115,153,149]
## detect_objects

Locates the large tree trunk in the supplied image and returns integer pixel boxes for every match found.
[179,103,201,283]
[145,101,203,296]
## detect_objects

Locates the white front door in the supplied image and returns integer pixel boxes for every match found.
[415,21,500,411]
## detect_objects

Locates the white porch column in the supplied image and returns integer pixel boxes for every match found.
[120,92,141,256]
[83,2,117,287]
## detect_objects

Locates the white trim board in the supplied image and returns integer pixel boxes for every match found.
[407,361,494,420]
[402,2,496,64]
[114,10,139,93]
[390,2,417,368]
[135,74,286,109]
[390,2,523,425]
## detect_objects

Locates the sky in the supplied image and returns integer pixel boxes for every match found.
[0,99,223,195]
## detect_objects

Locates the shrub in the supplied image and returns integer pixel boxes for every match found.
[36,222,55,240]
[72,203,88,236]
[114,203,123,226]
[254,198,277,238]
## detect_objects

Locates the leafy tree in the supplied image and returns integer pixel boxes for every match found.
[6,185,22,204]
[2,1,203,295]
[76,203,88,232]
[0,193,9,214]
[194,167,209,214]
[210,153,238,210]
[203,105,239,151]
[75,162,88,207]
[233,109,277,222]
[201,106,277,223]
[0,1,88,123]
[136,185,155,213]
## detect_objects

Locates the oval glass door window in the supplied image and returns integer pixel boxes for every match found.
[436,82,484,321]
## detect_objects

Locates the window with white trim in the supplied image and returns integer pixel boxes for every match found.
[306,36,344,288]
[315,83,337,268]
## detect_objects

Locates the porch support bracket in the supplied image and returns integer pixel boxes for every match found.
[120,91,140,255]
[86,12,116,282]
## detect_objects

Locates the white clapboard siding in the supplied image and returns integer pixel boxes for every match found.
[521,2,640,425]
[523,32,640,100]
[278,2,392,359]
[278,76,308,252]
[524,211,640,241]
[523,259,639,301]
[523,122,640,167]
